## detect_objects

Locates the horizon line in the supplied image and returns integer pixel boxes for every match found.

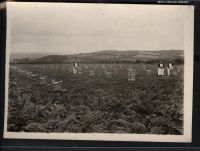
[10,49,184,54]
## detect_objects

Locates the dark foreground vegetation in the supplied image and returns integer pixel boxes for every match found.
[8,63,184,134]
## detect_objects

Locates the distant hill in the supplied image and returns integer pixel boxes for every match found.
[10,52,68,61]
[11,50,184,64]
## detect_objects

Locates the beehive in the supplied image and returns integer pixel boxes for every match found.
[104,71,112,78]
[145,69,152,75]
[52,81,63,91]
[89,70,95,76]
[39,77,47,85]
[128,66,136,81]
[72,67,78,74]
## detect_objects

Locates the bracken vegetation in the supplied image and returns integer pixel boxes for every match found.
[7,63,184,134]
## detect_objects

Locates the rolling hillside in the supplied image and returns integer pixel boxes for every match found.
[11,50,184,63]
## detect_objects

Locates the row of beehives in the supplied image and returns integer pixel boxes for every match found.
[20,62,181,72]
[20,63,181,78]
[72,63,181,81]
[12,64,116,79]
[10,66,65,92]
[72,65,125,78]
[10,62,182,88]
[23,64,123,73]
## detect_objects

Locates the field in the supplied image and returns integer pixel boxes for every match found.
[7,63,184,134]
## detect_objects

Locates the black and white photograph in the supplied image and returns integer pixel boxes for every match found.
[4,2,194,142]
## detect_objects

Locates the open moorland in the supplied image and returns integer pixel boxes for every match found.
[8,63,184,134]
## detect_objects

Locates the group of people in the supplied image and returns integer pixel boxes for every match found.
[157,62,179,76]
[127,62,179,81]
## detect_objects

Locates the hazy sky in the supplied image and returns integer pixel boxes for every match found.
[7,2,187,54]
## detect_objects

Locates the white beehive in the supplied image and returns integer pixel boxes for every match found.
[145,69,152,75]
[31,74,38,77]
[39,76,48,85]
[104,71,112,78]
[77,66,82,74]
[102,65,106,70]
[89,70,95,76]
[78,70,83,74]
[72,67,78,74]
[74,62,79,68]
[52,81,63,91]
[128,66,136,81]
[51,79,56,83]
[84,65,89,70]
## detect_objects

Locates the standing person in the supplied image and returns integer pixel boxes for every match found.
[167,62,174,76]
[157,63,165,76]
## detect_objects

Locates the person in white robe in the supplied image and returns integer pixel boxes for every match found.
[167,62,174,76]
[158,63,164,76]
